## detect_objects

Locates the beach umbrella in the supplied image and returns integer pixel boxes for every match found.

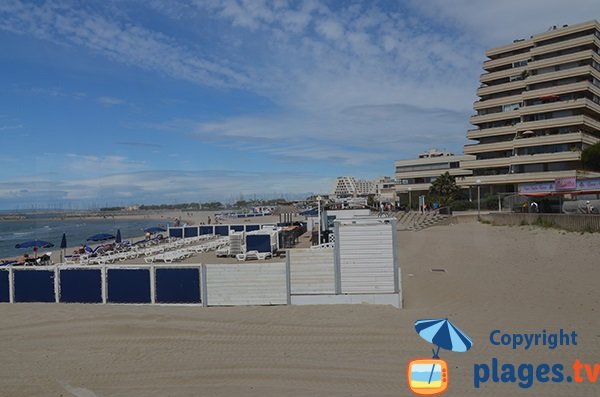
[60,233,67,263]
[144,226,166,234]
[15,240,54,259]
[87,233,115,242]
[415,318,473,384]
[116,229,122,244]
[15,240,54,249]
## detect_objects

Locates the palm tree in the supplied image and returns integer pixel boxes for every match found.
[581,142,600,171]
[429,172,460,206]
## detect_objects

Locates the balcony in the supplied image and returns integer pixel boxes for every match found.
[467,125,517,140]
[394,168,473,180]
[464,140,514,154]
[528,49,599,71]
[464,132,596,158]
[518,97,592,116]
[526,65,597,86]
[516,114,600,132]
[470,109,520,125]
[486,39,533,59]
[459,154,579,170]
[480,66,527,84]
[459,170,578,186]
[483,52,532,72]
[477,79,527,97]
[473,93,523,110]
[529,34,600,58]
[522,81,600,100]
[512,132,597,147]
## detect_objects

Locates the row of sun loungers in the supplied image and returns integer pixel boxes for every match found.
[61,235,227,265]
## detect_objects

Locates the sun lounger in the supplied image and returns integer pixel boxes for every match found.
[235,250,272,261]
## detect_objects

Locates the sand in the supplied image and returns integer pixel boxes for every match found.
[0,222,598,396]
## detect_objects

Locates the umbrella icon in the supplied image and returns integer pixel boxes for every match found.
[415,318,472,384]
[116,229,122,244]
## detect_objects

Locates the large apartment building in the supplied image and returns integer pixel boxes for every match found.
[461,20,600,192]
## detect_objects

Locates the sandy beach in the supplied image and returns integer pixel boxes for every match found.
[0,221,598,396]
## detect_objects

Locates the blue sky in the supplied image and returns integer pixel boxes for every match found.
[1,0,598,209]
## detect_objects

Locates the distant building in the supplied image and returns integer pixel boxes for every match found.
[331,176,378,198]
[395,150,475,197]
[331,176,358,197]
[374,176,397,203]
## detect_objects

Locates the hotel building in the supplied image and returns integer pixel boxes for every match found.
[461,20,600,192]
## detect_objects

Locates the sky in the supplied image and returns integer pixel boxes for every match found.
[1,0,599,209]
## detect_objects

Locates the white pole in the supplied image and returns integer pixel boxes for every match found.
[317,197,321,246]
[477,180,481,218]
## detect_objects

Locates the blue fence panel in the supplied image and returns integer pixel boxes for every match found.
[246,235,272,253]
[155,268,201,304]
[214,225,229,236]
[184,227,199,238]
[14,270,55,303]
[107,269,151,304]
[245,225,260,232]
[60,269,102,303]
[0,270,9,302]
[169,228,183,238]
[199,226,214,235]
[231,225,244,232]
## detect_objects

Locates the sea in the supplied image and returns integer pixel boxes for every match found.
[0,214,168,260]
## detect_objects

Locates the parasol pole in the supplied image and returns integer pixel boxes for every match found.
[428,346,441,384]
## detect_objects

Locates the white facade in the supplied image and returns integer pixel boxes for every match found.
[331,176,357,197]
[395,152,475,194]
[331,176,380,198]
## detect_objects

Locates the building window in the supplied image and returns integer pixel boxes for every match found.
[502,103,520,112]
[512,60,528,68]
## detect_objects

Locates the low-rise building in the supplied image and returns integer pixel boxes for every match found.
[395,150,475,199]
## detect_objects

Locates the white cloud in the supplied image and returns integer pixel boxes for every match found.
[64,154,147,175]
[407,0,600,47]
[0,0,251,88]
[0,169,331,206]
[97,96,125,107]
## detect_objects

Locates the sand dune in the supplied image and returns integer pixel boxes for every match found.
[0,222,598,396]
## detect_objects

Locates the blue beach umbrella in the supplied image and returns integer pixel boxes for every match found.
[15,240,54,259]
[87,233,115,242]
[415,318,473,385]
[15,240,54,249]
[115,229,122,244]
[60,233,67,250]
[144,226,166,234]
[60,233,67,264]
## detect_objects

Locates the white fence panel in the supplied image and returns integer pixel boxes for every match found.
[336,219,397,294]
[288,248,335,295]
[205,263,287,306]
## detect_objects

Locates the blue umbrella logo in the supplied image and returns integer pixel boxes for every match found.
[414,318,472,386]
[415,318,473,358]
